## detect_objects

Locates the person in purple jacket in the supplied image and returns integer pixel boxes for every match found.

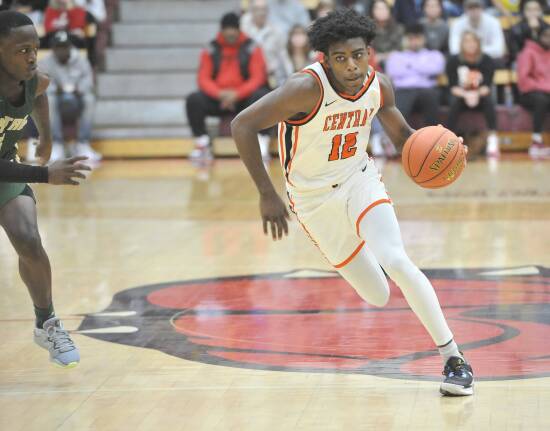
[385,23,445,127]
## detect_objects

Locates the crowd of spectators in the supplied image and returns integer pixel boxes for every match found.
[187,0,550,160]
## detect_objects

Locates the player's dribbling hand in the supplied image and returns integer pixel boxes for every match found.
[47,156,92,185]
[260,191,290,241]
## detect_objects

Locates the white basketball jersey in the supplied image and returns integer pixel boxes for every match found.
[278,61,383,192]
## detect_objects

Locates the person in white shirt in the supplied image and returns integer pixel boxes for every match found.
[448,0,506,59]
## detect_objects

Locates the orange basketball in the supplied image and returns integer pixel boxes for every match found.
[402,125,466,189]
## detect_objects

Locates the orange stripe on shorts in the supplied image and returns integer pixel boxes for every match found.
[355,198,392,237]
[334,241,365,269]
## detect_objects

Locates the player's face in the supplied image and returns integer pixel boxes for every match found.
[326,37,370,95]
[0,25,39,82]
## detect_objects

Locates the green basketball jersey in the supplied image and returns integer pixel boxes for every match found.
[0,75,38,208]
[0,74,37,160]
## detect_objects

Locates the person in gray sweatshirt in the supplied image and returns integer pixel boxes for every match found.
[38,30,101,161]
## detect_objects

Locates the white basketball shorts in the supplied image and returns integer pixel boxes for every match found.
[287,158,392,268]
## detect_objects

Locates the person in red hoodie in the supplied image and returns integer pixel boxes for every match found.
[186,12,269,161]
[517,26,550,159]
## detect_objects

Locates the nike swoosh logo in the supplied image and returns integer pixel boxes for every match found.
[325,100,337,107]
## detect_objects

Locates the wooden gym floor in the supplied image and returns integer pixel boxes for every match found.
[0,155,549,430]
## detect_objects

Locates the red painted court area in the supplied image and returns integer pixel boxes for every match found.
[144,271,550,380]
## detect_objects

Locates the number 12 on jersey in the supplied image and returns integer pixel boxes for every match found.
[328,132,358,161]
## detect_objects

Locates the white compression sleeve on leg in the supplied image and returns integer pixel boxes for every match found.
[357,203,453,346]
[337,245,390,307]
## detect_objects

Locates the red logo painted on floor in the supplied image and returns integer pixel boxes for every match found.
[79,267,550,381]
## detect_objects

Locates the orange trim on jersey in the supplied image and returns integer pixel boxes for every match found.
[322,64,376,102]
[288,195,296,213]
[278,122,286,167]
[285,126,299,182]
[355,198,392,237]
[334,241,365,269]
[285,69,324,126]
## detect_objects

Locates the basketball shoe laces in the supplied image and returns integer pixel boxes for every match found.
[46,318,76,353]
[443,356,471,378]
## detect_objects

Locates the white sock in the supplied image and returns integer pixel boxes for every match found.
[438,339,462,364]
[532,133,542,144]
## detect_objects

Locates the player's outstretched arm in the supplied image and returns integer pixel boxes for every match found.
[231,73,320,240]
[376,73,415,151]
[0,156,91,185]
[0,159,49,183]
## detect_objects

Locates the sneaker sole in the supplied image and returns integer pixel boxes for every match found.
[35,337,80,369]
[51,358,79,369]
[439,382,474,396]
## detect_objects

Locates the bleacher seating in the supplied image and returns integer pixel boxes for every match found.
[92,0,240,140]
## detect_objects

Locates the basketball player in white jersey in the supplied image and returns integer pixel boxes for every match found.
[231,9,474,396]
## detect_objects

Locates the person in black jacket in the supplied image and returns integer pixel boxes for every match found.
[446,30,500,157]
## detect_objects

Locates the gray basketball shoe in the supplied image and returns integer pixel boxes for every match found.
[34,317,80,368]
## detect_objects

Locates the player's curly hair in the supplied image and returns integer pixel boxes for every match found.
[308,8,377,55]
